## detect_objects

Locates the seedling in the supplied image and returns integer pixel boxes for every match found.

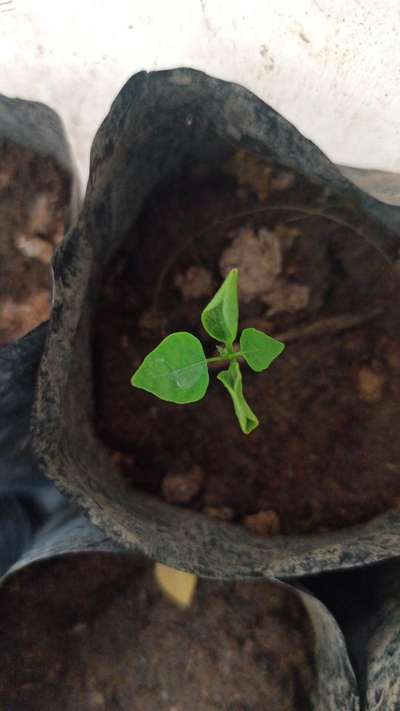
[131,269,285,434]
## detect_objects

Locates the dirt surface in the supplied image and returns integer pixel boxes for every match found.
[0,141,70,345]
[0,554,316,711]
[94,151,400,535]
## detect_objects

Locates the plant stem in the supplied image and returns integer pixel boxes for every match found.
[206,351,243,367]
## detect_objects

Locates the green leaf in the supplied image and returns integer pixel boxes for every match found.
[217,361,259,434]
[131,332,209,404]
[201,268,238,346]
[240,328,285,372]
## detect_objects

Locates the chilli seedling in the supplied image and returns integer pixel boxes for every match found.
[131,269,285,434]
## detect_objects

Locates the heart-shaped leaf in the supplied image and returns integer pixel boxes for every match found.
[240,327,285,372]
[217,361,259,434]
[201,268,238,346]
[131,332,209,403]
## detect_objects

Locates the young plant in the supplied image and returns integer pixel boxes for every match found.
[131,269,285,434]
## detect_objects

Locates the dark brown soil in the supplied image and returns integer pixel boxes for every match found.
[0,141,70,345]
[0,554,316,710]
[94,151,400,535]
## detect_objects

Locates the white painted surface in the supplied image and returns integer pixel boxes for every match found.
[0,0,399,186]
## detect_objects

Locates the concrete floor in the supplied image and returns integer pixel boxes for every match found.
[0,0,399,187]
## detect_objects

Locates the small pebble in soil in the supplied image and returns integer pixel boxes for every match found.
[203,506,235,522]
[223,149,273,200]
[357,366,385,403]
[219,226,282,302]
[174,265,214,301]
[243,510,280,535]
[88,690,106,708]
[138,307,167,335]
[29,194,64,246]
[16,233,54,263]
[219,224,308,315]
[162,465,205,504]
[264,281,310,316]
